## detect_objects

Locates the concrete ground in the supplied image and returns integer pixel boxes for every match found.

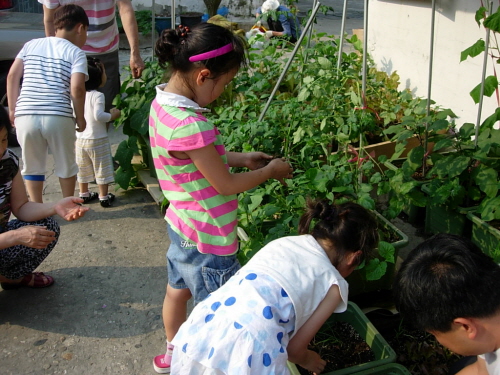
[0,2,425,374]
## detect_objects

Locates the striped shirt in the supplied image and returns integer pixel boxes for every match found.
[15,37,88,118]
[38,0,120,54]
[149,86,238,256]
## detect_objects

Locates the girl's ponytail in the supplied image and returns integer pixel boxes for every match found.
[299,198,379,267]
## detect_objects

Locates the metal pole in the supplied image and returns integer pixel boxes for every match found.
[337,0,349,72]
[358,0,368,184]
[423,0,436,175]
[258,1,322,122]
[171,0,175,28]
[306,0,318,49]
[152,0,155,57]
[475,1,493,146]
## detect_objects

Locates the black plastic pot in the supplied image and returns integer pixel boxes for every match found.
[180,12,203,28]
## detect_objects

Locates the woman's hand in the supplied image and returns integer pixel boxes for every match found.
[14,225,56,249]
[54,197,90,221]
[299,350,326,375]
[244,152,273,170]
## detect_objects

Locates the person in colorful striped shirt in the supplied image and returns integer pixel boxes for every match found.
[150,23,294,374]
[39,0,145,111]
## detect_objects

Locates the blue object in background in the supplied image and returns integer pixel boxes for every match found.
[202,6,230,22]
[217,6,229,16]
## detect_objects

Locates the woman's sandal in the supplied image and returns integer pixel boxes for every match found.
[1,272,55,290]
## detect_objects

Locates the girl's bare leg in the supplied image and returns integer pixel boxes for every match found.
[163,284,192,341]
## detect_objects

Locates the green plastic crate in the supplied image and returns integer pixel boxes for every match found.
[422,184,474,236]
[353,363,411,374]
[287,302,396,375]
[467,211,500,262]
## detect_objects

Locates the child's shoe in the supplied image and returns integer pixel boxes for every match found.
[99,193,115,207]
[79,191,98,203]
[153,353,171,374]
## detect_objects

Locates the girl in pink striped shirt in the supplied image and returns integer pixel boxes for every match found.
[149,23,293,373]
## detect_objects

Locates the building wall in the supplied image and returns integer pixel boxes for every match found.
[132,0,259,17]
[367,0,497,126]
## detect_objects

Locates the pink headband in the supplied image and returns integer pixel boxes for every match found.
[189,43,234,62]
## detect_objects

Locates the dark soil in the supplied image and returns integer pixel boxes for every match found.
[296,321,375,375]
[366,309,463,375]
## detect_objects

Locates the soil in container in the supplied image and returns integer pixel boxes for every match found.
[296,321,375,374]
[366,309,463,375]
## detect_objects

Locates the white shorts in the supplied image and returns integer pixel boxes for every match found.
[76,137,114,185]
[15,114,78,179]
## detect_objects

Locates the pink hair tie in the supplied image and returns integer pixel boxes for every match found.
[189,43,234,62]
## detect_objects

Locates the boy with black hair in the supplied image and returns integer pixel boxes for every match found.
[7,4,89,203]
[393,233,500,374]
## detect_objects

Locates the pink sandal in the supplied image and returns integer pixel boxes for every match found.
[1,272,55,290]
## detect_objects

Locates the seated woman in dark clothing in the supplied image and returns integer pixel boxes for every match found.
[255,0,301,43]
[0,106,89,289]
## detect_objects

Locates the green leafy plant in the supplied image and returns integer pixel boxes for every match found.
[209,33,425,281]
[116,10,153,35]
[112,59,165,189]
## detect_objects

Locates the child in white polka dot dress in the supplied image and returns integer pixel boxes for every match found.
[171,199,379,375]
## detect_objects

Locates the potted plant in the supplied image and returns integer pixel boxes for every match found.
[155,9,172,35]
[459,4,500,258]
[180,12,203,28]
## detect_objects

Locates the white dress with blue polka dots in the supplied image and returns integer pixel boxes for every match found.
[171,235,349,375]
[172,270,296,375]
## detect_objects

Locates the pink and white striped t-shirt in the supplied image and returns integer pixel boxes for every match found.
[38,0,120,54]
[149,85,238,256]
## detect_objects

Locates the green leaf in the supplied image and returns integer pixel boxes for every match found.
[470,75,498,104]
[459,123,475,138]
[433,138,453,152]
[475,166,498,198]
[378,241,395,263]
[365,259,387,281]
[115,167,137,190]
[479,196,500,221]
[481,107,500,129]
[114,137,139,169]
[317,56,332,69]
[484,7,500,33]
[460,39,485,62]
[130,101,150,135]
[297,87,310,102]
[476,7,487,26]
[406,146,425,171]
[293,127,306,144]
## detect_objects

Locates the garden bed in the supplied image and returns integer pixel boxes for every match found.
[366,308,462,375]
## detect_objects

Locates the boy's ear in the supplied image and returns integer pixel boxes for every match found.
[454,317,478,339]
[195,68,211,86]
[77,23,87,35]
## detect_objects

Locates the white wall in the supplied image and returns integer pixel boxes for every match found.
[131,0,260,17]
[368,0,497,126]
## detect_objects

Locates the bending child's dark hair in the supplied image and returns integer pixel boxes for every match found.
[393,233,500,332]
[54,4,89,31]
[155,23,246,78]
[298,199,379,268]
[85,57,104,91]
[0,106,12,134]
